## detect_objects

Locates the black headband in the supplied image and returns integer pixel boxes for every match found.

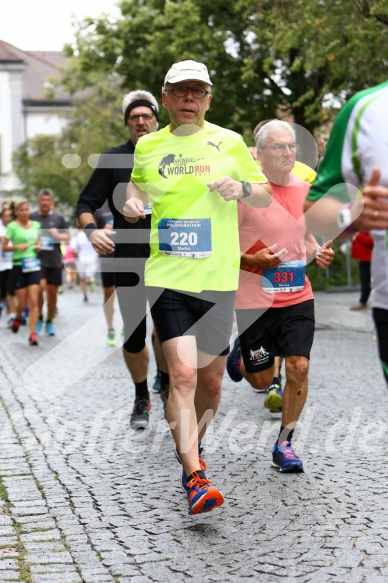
[124,99,158,125]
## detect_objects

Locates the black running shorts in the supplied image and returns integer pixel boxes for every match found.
[12,265,41,290]
[147,287,235,356]
[39,266,63,286]
[236,299,315,373]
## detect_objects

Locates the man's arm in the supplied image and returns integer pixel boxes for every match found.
[304,168,388,240]
[76,157,117,255]
[304,232,334,269]
[123,181,150,223]
[241,244,287,269]
[48,216,70,244]
[207,177,272,208]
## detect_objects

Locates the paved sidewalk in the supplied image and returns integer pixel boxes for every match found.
[0,286,386,582]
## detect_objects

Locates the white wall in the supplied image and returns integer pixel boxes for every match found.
[25,109,69,139]
[0,69,24,177]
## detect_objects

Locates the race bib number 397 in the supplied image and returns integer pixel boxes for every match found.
[262,260,305,293]
[158,218,212,258]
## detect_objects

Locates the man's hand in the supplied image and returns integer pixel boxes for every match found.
[123,198,146,223]
[314,240,335,269]
[242,244,288,269]
[353,167,388,231]
[88,229,116,255]
[207,177,244,201]
[49,227,60,239]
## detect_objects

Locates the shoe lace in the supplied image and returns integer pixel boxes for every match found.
[199,457,207,471]
[279,441,297,458]
[187,471,212,490]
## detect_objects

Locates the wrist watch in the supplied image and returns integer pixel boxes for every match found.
[240,181,252,198]
[337,203,356,234]
[85,223,97,239]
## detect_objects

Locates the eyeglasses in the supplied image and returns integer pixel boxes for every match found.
[165,86,210,99]
[128,113,155,122]
[263,143,299,153]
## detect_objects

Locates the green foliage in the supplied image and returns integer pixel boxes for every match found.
[63,0,278,132]
[12,73,127,212]
[237,0,388,131]
[13,0,388,208]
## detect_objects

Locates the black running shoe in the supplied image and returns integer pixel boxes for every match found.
[11,319,21,334]
[130,399,151,429]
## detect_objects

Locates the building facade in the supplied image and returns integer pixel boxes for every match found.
[0,40,71,195]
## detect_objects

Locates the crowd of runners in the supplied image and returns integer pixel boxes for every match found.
[1,60,387,517]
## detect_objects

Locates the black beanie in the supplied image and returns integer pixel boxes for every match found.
[124,99,159,126]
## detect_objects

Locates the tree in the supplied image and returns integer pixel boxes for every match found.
[237,0,388,132]
[12,73,127,212]
[62,0,387,135]
[62,0,277,139]
[13,0,387,206]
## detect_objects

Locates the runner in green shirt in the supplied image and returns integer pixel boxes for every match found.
[3,200,41,345]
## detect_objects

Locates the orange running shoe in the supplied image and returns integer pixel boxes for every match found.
[186,470,224,515]
[28,333,39,346]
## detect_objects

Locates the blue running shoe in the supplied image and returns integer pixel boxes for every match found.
[264,383,282,412]
[226,337,243,382]
[35,317,43,335]
[271,441,304,473]
[176,447,207,493]
[45,320,55,336]
[186,470,224,515]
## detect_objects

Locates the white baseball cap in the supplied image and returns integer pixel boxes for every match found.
[164,60,213,86]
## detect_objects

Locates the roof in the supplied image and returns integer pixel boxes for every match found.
[0,40,71,103]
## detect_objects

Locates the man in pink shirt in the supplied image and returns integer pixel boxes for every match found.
[227,120,334,472]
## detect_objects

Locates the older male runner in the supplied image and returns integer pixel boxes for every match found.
[226,119,334,472]
[123,60,272,515]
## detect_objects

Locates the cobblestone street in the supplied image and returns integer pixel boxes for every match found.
[0,286,386,583]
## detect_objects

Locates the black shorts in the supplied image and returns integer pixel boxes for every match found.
[99,256,115,289]
[40,266,63,286]
[12,265,42,290]
[101,270,115,288]
[236,299,315,373]
[147,287,236,356]
[373,307,388,385]
[0,269,12,298]
[114,260,148,354]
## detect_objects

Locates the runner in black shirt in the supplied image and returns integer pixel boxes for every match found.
[77,90,167,429]
[30,189,70,337]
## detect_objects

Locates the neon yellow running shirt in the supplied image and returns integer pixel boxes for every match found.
[131,121,266,293]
